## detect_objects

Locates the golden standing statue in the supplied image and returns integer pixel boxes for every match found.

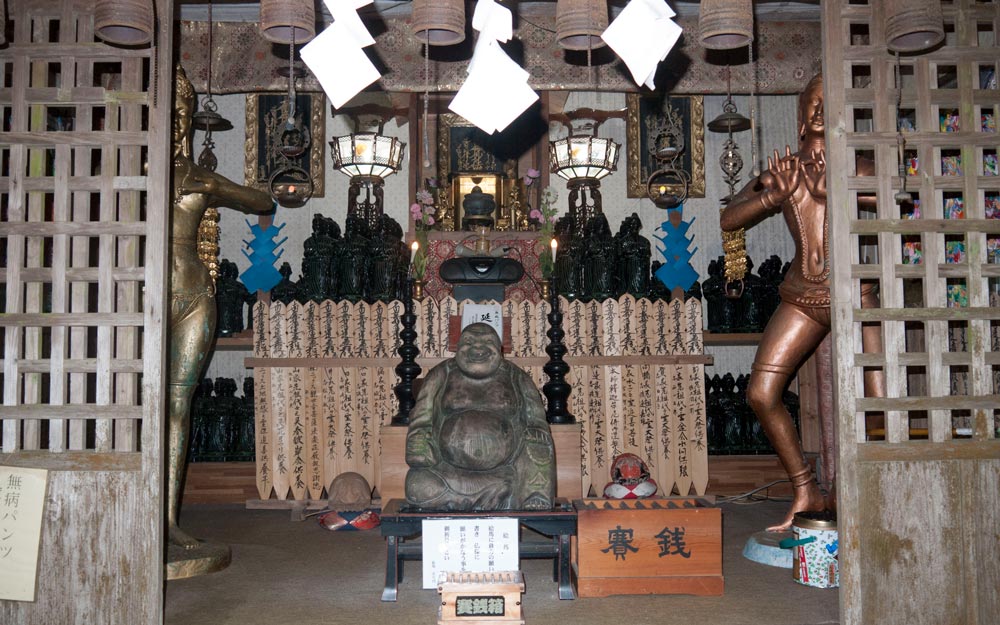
[168,66,274,559]
[721,74,884,531]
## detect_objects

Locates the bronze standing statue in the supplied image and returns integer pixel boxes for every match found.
[168,66,274,551]
[720,74,884,531]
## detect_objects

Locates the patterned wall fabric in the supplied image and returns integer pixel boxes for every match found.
[179,16,821,95]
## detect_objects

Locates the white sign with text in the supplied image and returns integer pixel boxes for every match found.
[421,518,519,589]
[0,466,49,602]
[460,304,503,341]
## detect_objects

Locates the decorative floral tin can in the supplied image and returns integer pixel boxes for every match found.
[781,511,838,588]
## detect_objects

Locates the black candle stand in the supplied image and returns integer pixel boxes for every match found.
[391,278,421,426]
[542,276,574,424]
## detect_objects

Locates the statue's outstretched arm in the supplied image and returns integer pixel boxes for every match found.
[182,168,274,215]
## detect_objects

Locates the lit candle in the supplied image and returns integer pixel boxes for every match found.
[410,240,419,263]
[550,237,558,264]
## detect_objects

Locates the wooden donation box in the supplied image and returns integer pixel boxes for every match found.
[438,571,525,625]
[573,498,723,597]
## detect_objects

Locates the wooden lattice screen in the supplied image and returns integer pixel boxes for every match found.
[824,1,999,624]
[0,0,171,621]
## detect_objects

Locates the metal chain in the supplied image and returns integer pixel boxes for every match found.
[749,38,759,177]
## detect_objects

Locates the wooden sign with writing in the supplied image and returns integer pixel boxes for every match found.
[669,300,691,496]
[269,302,290,500]
[653,300,675,496]
[573,497,723,597]
[0,466,49,601]
[286,301,308,501]
[253,302,273,500]
[304,302,324,500]
[685,298,708,496]
[321,301,338,492]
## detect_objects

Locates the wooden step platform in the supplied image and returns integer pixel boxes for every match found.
[181,455,812,506]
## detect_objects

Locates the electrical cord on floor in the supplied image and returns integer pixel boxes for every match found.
[715,479,792,504]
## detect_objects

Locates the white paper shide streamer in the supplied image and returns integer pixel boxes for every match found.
[449,0,539,134]
[601,0,682,90]
[301,0,381,109]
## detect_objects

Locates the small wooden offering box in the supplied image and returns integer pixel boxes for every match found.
[573,498,723,597]
[438,571,525,625]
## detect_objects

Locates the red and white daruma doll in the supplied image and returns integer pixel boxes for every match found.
[603,453,658,499]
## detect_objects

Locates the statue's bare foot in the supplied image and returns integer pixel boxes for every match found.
[766,480,825,532]
[169,524,201,550]
[521,493,552,510]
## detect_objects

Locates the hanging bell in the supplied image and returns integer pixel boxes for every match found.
[708,99,751,134]
[95,0,154,46]
[885,0,944,53]
[260,0,316,45]
[698,0,753,51]
[411,0,466,46]
[556,0,608,51]
[192,98,233,133]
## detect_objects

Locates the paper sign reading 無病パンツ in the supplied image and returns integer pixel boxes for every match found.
[0,466,49,602]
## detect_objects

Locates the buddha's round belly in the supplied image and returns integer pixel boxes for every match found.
[439,410,517,471]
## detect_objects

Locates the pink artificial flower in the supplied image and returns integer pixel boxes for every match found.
[423,204,435,215]
[530,209,543,221]
[549,215,559,224]
[426,177,438,188]
[410,202,422,216]
[416,189,434,205]
[426,216,435,225]
[527,167,540,178]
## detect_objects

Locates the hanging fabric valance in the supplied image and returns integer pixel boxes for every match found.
[178,15,821,96]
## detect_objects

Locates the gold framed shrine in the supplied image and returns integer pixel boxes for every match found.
[625,94,705,199]
[435,113,536,232]
[243,92,326,198]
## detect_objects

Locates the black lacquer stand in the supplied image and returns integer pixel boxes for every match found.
[542,276,574,424]
[391,277,421,426]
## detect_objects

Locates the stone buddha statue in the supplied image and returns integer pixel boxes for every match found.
[404,323,556,511]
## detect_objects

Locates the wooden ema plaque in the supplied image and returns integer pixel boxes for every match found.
[438,571,525,625]
[573,498,723,597]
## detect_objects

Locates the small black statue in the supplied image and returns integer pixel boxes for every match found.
[735,257,765,333]
[616,213,651,298]
[702,257,726,332]
[233,377,256,460]
[215,259,250,337]
[189,378,215,461]
[337,215,370,303]
[583,214,615,301]
[299,214,338,303]
[647,261,672,302]
[554,215,586,300]
[270,262,300,305]
[368,214,405,303]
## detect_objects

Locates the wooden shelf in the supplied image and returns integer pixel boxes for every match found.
[702,332,764,346]
[216,330,760,353]
[214,334,253,351]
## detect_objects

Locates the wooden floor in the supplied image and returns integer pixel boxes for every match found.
[182,454,807,505]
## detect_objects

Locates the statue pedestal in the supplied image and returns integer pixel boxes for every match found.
[166,540,232,580]
[742,530,793,569]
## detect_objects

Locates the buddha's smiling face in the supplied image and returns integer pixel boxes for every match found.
[455,324,503,380]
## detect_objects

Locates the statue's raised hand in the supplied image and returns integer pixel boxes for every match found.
[766,147,801,203]
[803,148,827,198]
